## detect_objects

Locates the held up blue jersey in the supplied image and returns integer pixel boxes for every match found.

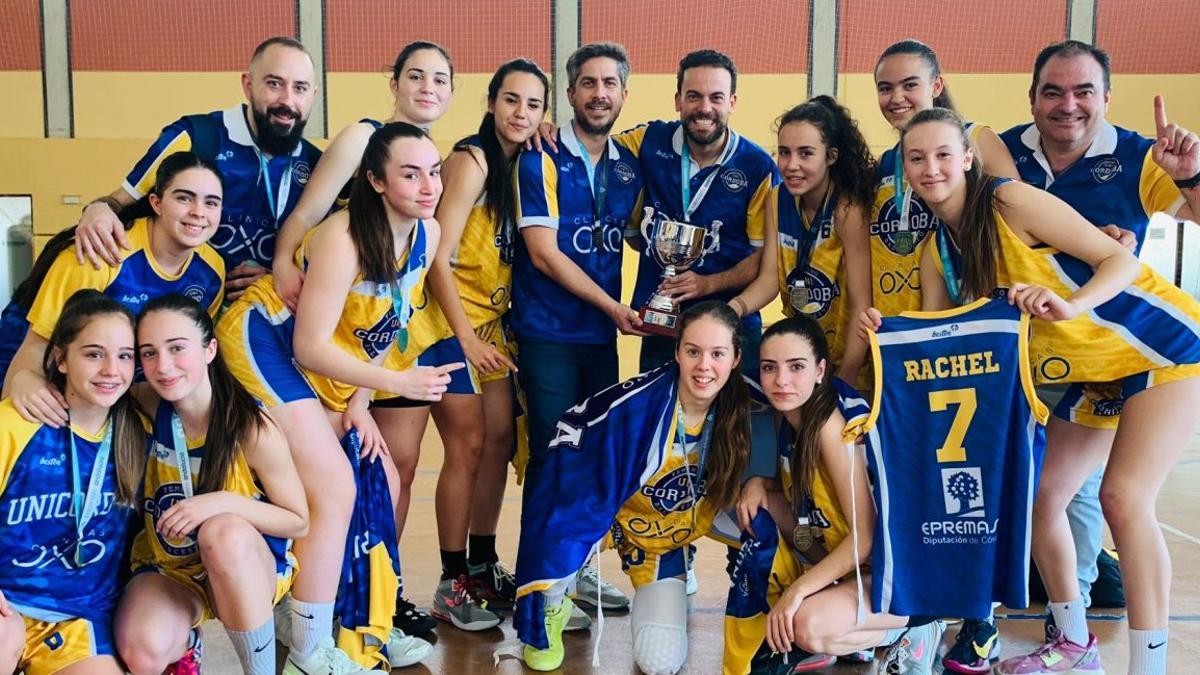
[1001,122,1183,251]
[512,122,644,343]
[122,105,322,269]
[859,298,1048,619]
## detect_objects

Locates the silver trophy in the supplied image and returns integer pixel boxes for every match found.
[638,207,720,336]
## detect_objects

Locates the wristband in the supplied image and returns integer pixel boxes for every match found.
[1175,171,1200,190]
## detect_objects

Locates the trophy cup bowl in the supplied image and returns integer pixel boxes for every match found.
[637,208,717,336]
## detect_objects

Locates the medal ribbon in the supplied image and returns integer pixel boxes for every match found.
[390,219,428,353]
[69,421,113,566]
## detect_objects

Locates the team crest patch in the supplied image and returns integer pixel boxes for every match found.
[614,161,636,184]
[354,310,400,359]
[145,483,197,556]
[800,267,839,319]
[941,467,985,518]
[721,169,748,192]
[1091,157,1121,184]
[871,195,936,255]
[294,160,312,186]
[182,284,207,304]
[642,465,705,515]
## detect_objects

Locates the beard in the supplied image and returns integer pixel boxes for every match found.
[251,104,308,156]
[682,112,727,147]
[574,111,616,137]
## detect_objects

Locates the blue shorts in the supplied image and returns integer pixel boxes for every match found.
[216,302,317,408]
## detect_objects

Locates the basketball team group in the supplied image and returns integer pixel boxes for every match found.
[0,31,1197,675]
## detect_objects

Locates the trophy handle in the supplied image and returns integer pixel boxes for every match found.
[701,220,722,258]
[639,207,656,247]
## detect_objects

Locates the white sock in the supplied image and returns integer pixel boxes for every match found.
[1048,598,1088,646]
[227,620,276,675]
[1129,628,1168,675]
[290,598,334,656]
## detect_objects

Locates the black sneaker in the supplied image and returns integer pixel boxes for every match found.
[468,560,517,611]
[394,595,437,636]
[943,619,1000,673]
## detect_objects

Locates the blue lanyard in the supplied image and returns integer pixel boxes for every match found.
[679,141,723,222]
[68,421,113,567]
[256,151,294,227]
[575,132,609,246]
[169,412,195,499]
[935,224,964,305]
[674,402,715,485]
[891,148,911,228]
[786,185,835,287]
[389,219,428,353]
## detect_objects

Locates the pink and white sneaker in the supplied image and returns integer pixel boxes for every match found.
[995,627,1104,674]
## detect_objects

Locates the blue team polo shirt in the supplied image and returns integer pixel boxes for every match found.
[512,121,644,343]
[615,120,778,332]
[122,105,323,269]
[1001,121,1184,251]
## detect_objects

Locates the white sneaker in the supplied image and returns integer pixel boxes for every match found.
[282,636,374,674]
[685,566,698,596]
[564,602,591,632]
[386,627,433,667]
[572,564,630,610]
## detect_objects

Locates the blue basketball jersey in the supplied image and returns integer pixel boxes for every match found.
[859,298,1048,619]
[123,106,322,269]
[1001,122,1183,251]
[0,400,141,624]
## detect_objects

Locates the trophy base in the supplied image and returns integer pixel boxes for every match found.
[639,306,681,337]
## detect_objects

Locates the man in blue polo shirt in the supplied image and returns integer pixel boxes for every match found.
[615,49,779,374]
[71,36,322,300]
[996,40,1199,675]
[513,41,645,616]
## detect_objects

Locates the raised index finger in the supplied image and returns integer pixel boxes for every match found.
[1154,95,1169,136]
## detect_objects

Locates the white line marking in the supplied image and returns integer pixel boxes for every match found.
[1161,522,1200,546]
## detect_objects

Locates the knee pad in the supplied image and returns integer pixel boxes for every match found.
[630,577,688,675]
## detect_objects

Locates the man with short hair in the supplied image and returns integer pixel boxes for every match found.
[617,49,779,374]
[995,39,1199,675]
[73,36,323,300]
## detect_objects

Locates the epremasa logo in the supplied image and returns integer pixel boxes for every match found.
[920,467,998,545]
[941,467,985,517]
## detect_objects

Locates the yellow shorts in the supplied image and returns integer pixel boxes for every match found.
[20,614,115,675]
[1053,363,1200,429]
[133,561,295,625]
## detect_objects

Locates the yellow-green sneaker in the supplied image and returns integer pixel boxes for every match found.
[523,596,574,671]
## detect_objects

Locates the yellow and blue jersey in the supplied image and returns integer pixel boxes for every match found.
[861,299,1047,619]
[772,185,868,389]
[1001,122,1183,250]
[512,122,644,344]
[616,120,779,332]
[871,124,983,317]
[225,219,430,412]
[123,105,322,269]
[25,218,223,342]
[130,399,296,613]
[406,136,510,355]
[0,400,140,625]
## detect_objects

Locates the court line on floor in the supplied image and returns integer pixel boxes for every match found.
[1160,522,1200,546]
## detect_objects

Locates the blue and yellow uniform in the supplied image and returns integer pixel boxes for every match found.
[403,136,515,395]
[723,380,869,674]
[615,121,778,335]
[1001,121,1191,428]
[772,186,870,391]
[123,105,322,269]
[871,125,984,317]
[131,399,296,621]
[217,219,430,411]
[14,218,223,356]
[0,400,140,675]
[861,299,1047,619]
[1001,121,1183,250]
[933,201,1200,428]
[512,121,644,343]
